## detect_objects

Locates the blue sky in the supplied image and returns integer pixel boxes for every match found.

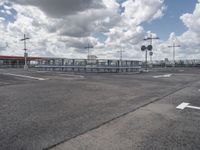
[143,0,197,40]
[96,0,198,42]
[0,3,16,23]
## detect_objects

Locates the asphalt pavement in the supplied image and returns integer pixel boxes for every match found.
[0,68,200,150]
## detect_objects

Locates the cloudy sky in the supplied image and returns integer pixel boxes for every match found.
[0,0,199,60]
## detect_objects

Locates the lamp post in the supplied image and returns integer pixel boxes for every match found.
[20,34,30,70]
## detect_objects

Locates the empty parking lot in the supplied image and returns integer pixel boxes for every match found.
[0,68,200,150]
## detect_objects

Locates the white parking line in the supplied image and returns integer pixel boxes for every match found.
[153,74,172,78]
[61,74,85,78]
[0,81,9,84]
[176,102,200,110]
[36,71,50,73]
[4,73,49,81]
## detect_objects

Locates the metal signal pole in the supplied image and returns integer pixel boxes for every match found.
[84,43,93,59]
[144,34,159,45]
[20,34,30,70]
[143,34,159,70]
[117,49,125,67]
[168,42,180,64]
[117,49,125,61]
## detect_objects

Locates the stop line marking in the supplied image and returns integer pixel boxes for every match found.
[176,102,200,110]
[4,73,49,81]
[153,74,172,78]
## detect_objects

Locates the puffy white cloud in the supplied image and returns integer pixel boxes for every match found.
[0,0,166,60]
[147,2,200,61]
[121,0,165,26]
[175,2,200,59]
[180,3,200,33]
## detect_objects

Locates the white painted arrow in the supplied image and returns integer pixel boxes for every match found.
[176,102,200,110]
[153,74,172,78]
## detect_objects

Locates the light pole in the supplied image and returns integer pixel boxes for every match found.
[20,34,30,70]
[168,42,180,66]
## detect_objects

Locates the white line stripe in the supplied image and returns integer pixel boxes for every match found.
[153,74,172,78]
[187,105,200,110]
[61,74,84,78]
[4,73,48,81]
[36,71,50,73]
[0,81,9,84]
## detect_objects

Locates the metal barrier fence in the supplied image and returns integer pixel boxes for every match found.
[35,58,142,73]
[151,59,200,68]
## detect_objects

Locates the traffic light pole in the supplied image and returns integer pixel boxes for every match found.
[145,49,148,70]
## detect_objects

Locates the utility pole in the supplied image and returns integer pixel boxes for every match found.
[117,49,125,67]
[168,42,180,65]
[84,43,93,59]
[117,49,125,61]
[20,34,30,70]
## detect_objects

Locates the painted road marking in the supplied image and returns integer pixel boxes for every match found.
[0,81,9,85]
[179,70,184,72]
[36,71,50,73]
[4,73,49,81]
[176,102,200,110]
[61,74,85,78]
[153,74,172,78]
